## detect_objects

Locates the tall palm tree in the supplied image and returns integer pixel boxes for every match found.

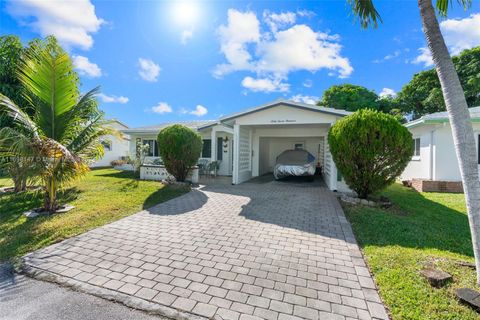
[347,0,480,283]
[0,39,109,213]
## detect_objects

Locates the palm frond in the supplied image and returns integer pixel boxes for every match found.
[435,0,471,16]
[17,47,79,141]
[348,0,382,28]
[0,94,40,140]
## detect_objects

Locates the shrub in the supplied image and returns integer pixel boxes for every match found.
[328,109,413,199]
[157,125,202,181]
[110,159,126,167]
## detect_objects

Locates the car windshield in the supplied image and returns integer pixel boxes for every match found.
[276,150,315,165]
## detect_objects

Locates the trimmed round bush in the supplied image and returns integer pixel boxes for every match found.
[157,125,202,181]
[328,109,413,199]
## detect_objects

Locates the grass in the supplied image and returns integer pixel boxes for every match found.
[0,168,187,262]
[344,183,479,319]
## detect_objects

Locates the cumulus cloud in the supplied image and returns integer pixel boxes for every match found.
[412,47,433,67]
[72,55,102,77]
[241,76,289,93]
[413,14,480,67]
[213,9,352,92]
[7,0,103,50]
[181,29,193,45]
[379,88,397,98]
[290,94,320,105]
[263,10,296,32]
[98,93,129,104]
[138,58,161,82]
[151,102,172,114]
[189,105,208,116]
[441,13,480,55]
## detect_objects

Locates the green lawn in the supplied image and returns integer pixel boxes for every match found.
[344,184,479,319]
[0,168,187,262]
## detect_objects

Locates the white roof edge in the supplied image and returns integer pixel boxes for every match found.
[107,119,129,128]
[219,99,351,122]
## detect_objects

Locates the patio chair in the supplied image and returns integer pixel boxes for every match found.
[197,159,209,176]
[207,161,221,177]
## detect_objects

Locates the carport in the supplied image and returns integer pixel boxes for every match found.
[218,100,352,191]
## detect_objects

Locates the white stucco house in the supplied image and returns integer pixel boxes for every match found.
[401,107,480,192]
[123,99,352,191]
[90,120,130,168]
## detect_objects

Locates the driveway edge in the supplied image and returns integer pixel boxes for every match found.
[19,262,208,320]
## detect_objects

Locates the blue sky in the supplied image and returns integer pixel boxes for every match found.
[1,0,480,127]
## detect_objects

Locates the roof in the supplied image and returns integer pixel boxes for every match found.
[106,119,129,129]
[219,99,351,123]
[405,106,480,128]
[123,120,217,134]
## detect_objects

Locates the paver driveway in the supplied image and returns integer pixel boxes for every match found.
[22,178,388,320]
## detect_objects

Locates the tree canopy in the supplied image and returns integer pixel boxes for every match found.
[397,46,480,119]
[318,84,378,112]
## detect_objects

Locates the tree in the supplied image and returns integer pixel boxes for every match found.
[0,37,108,213]
[157,125,202,182]
[348,0,480,284]
[397,46,480,119]
[319,84,378,112]
[328,110,412,199]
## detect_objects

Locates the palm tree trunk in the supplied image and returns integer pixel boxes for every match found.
[44,176,57,213]
[418,0,480,283]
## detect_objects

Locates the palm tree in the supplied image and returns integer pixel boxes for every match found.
[347,0,480,283]
[0,39,109,213]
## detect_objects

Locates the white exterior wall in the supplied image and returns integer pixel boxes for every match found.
[400,126,434,181]
[91,121,130,167]
[402,122,480,182]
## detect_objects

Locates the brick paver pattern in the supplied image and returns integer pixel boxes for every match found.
[23,180,388,320]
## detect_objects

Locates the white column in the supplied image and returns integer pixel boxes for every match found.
[233,124,240,184]
[211,128,217,161]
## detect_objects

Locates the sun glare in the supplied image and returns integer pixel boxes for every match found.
[172,1,199,26]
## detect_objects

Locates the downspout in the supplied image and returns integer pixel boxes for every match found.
[429,128,436,180]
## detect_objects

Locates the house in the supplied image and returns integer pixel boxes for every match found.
[401,107,480,192]
[90,120,130,168]
[123,99,352,191]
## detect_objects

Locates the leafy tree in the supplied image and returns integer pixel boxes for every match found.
[0,38,108,213]
[328,109,412,199]
[319,84,378,112]
[397,46,480,119]
[347,0,480,284]
[157,125,202,182]
[0,36,25,110]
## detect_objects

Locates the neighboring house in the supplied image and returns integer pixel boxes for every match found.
[90,120,130,168]
[401,107,480,192]
[123,99,352,191]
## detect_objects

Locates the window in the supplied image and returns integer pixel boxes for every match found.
[202,139,211,158]
[143,139,158,157]
[413,138,421,158]
[294,142,304,150]
[101,140,112,151]
[217,137,223,161]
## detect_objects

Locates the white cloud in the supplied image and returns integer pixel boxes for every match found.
[441,13,480,55]
[214,10,352,92]
[7,0,103,50]
[151,102,172,114]
[72,55,102,77]
[303,79,313,88]
[263,10,296,32]
[241,76,289,93]
[379,88,397,98]
[189,105,208,116]
[412,47,433,67]
[373,50,401,63]
[413,14,480,67]
[213,9,260,77]
[138,58,161,82]
[291,94,319,105]
[181,29,193,45]
[98,93,129,104]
